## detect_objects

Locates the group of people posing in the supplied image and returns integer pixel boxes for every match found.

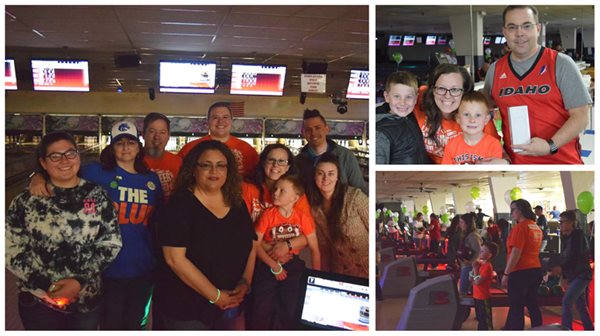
[377,5,592,165]
[6,103,369,330]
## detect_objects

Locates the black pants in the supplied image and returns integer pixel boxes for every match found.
[18,292,100,330]
[249,256,305,330]
[100,273,154,330]
[474,298,493,330]
[504,268,543,330]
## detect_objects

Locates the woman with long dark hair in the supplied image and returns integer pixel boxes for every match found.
[6,132,122,330]
[308,152,368,278]
[502,199,543,330]
[413,64,501,163]
[154,140,256,330]
[457,213,482,295]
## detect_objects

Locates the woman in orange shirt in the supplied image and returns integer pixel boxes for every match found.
[502,199,543,330]
[413,64,502,164]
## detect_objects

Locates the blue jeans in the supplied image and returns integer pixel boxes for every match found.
[505,268,543,330]
[18,292,100,330]
[561,277,594,330]
[459,265,473,295]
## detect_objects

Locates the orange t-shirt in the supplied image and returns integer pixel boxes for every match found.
[506,219,542,272]
[178,135,259,178]
[441,133,503,164]
[255,206,315,255]
[241,182,311,223]
[413,98,500,164]
[144,151,182,201]
[473,261,493,300]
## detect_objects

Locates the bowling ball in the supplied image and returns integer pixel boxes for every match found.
[456,245,473,260]
[537,285,550,296]
[551,285,564,296]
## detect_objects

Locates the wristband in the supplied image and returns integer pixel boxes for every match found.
[286,239,293,251]
[270,262,283,275]
[209,288,221,304]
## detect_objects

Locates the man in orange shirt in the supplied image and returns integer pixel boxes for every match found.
[178,102,259,179]
[502,199,543,330]
[142,112,182,201]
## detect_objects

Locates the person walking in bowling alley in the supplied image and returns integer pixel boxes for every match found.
[502,199,543,330]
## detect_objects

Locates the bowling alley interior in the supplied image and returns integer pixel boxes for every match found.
[4,5,369,331]
[376,171,595,330]
[376,6,595,164]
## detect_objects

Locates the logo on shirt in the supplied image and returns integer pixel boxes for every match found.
[83,198,97,214]
[500,73,507,79]
[539,65,547,75]
[498,84,551,97]
[270,223,300,240]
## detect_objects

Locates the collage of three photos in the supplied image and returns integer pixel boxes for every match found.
[3,3,596,332]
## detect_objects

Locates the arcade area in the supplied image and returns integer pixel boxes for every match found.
[375,171,595,330]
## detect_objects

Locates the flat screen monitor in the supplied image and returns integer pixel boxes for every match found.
[494,36,502,44]
[437,36,447,45]
[346,69,369,100]
[159,61,216,94]
[5,59,17,90]
[31,59,89,92]
[425,35,437,45]
[230,64,286,96]
[296,269,369,331]
[388,35,403,47]
[483,36,491,45]
[500,37,507,44]
[403,35,415,46]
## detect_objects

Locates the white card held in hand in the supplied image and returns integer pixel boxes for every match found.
[508,105,531,153]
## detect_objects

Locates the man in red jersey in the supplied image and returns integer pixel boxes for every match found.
[483,5,592,164]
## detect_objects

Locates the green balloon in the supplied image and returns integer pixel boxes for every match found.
[510,187,522,201]
[470,186,481,200]
[401,206,407,214]
[386,209,392,217]
[577,191,594,215]
[441,213,450,223]
[392,52,403,64]
[422,205,429,215]
[376,212,380,219]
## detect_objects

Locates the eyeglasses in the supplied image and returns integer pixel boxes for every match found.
[504,23,537,33]
[266,158,289,167]
[433,86,464,97]
[46,149,79,162]
[196,162,228,172]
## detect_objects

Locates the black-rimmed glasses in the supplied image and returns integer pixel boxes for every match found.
[46,149,79,162]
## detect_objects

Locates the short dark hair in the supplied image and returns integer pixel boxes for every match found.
[303,109,327,124]
[460,91,490,112]
[502,5,539,26]
[143,112,170,134]
[276,175,304,197]
[483,241,499,258]
[534,205,544,211]
[559,210,578,227]
[36,132,78,179]
[208,102,232,119]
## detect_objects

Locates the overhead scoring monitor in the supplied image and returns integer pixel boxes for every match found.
[159,61,216,94]
[5,59,17,90]
[346,69,369,100]
[402,35,416,46]
[388,35,403,47]
[425,35,437,46]
[230,64,286,96]
[31,59,89,92]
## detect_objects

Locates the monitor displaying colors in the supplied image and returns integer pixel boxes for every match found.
[31,59,89,92]
[403,35,415,46]
[438,36,447,45]
[388,35,403,46]
[230,64,286,96]
[425,35,437,45]
[5,59,17,90]
[483,36,491,45]
[159,61,216,94]
[346,69,369,100]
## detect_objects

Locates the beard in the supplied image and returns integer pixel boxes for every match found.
[145,146,163,158]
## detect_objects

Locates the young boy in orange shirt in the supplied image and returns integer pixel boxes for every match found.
[441,91,503,164]
[251,175,320,329]
[470,241,499,330]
